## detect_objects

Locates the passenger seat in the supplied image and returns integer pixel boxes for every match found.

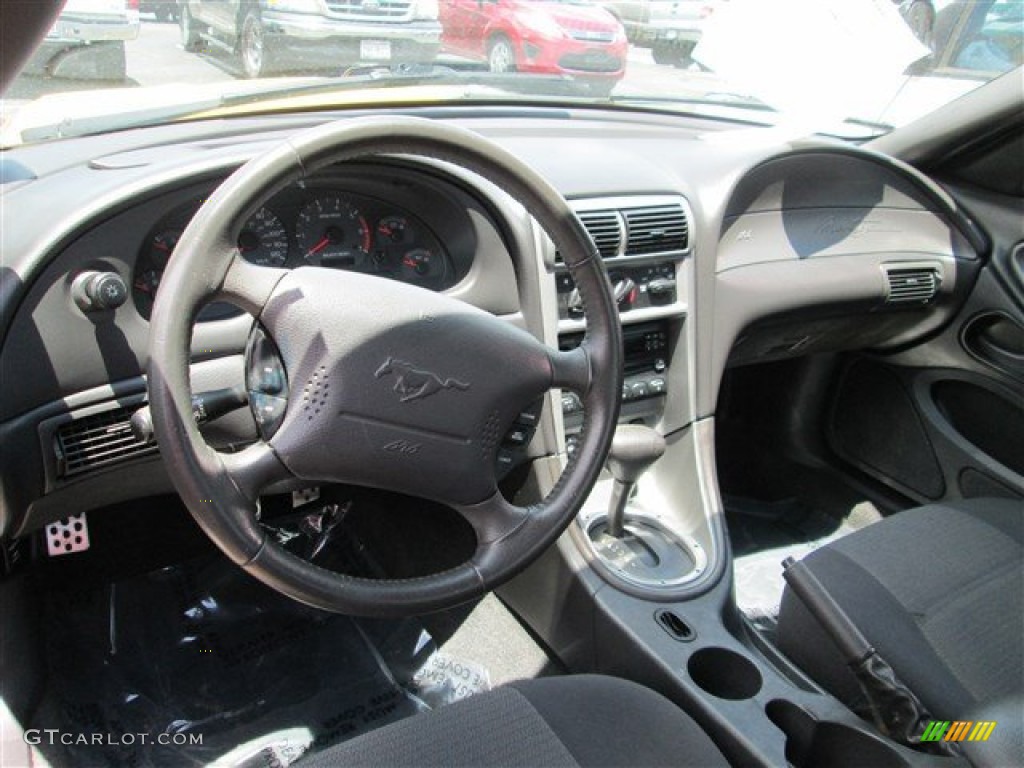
[776,499,1022,761]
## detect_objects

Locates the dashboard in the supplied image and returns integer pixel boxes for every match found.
[0,107,982,539]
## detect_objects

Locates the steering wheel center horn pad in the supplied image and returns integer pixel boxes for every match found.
[260,267,562,506]
[148,116,623,616]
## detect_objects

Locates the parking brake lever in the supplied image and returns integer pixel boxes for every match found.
[782,557,959,757]
[130,385,248,445]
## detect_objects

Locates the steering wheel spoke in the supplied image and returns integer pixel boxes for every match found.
[220,249,289,315]
[452,491,527,546]
[550,344,593,396]
[220,440,291,502]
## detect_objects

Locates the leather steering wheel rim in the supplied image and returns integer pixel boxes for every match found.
[148,116,623,616]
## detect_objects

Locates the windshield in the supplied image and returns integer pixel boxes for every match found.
[2,0,1020,145]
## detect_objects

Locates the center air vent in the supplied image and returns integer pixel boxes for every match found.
[564,197,690,263]
[884,265,941,305]
[55,405,156,477]
[577,210,623,259]
[623,204,689,255]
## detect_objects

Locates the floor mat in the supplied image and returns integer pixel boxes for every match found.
[727,496,881,639]
[426,593,562,687]
[31,555,490,768]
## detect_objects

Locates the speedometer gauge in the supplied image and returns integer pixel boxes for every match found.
[296,194,370,269]
[238,207,288,267]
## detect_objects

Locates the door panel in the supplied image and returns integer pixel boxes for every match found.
[962,306,1024,380]
[827,177,1024,504]
[195,0,236,36]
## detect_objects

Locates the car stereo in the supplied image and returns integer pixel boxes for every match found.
[559,320,670,414]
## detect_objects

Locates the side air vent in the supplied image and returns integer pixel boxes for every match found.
[623,204,689,255]
[55,405,156,477]
[577,210,623,259]
[884,266,941,305]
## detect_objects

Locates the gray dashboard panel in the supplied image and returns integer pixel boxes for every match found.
[0,108,983,536]
[718,208,963,270]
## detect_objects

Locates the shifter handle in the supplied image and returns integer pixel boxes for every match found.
[607,425,666,484]
[605,425,665,538]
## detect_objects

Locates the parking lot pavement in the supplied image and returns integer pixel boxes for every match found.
[126,17,236,85]
[7,16,735,106]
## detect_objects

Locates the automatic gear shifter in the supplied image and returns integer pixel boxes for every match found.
[605,425,666,537]
[585,426,701,588]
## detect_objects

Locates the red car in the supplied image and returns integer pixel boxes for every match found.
[440,0,627,95]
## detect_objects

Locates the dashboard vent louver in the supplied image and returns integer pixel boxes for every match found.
[884,266,940,305]
[558,197,690,263]
[577,210,623,259]
[623,204,688,255]
[55,405,155,477]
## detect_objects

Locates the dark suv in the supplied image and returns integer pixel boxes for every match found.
[180,0,442,78]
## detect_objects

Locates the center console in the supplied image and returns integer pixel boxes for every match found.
[559,320,672,454]
[544,195,701,593]
[500,194,958,768]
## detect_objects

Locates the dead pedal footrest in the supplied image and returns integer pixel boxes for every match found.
[45,514,91,556]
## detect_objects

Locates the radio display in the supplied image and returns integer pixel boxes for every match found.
[560,321,669,375]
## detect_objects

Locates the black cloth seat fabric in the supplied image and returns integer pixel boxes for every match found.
[777,498,1023,719]
[301,674,730,767]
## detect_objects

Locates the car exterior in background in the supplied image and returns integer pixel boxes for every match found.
[930,0,1022,72]
[180,0,442,79]
[141,0,179,22]
[899,0,1022,68]
[897,0,937,46]
[597,0,721,66]
[440,0,627,94]
[23,0,140,80]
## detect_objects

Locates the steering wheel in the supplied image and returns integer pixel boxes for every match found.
[147,116,622,616]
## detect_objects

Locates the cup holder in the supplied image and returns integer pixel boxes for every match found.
[767,700,911,767]
[687,647,762,700]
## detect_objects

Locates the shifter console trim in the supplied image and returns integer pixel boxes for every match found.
[575,486,709,590]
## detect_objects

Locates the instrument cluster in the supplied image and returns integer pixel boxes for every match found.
[133,186,455,319]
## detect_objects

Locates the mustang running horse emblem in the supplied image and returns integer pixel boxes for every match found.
[374,357,470,402]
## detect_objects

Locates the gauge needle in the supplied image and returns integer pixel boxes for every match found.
[307,236,331,257]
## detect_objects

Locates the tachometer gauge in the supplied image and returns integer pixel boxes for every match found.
[296,194,370,268]
[238,207,289,267]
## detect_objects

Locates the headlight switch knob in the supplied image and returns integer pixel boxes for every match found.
[72,270,128,312]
